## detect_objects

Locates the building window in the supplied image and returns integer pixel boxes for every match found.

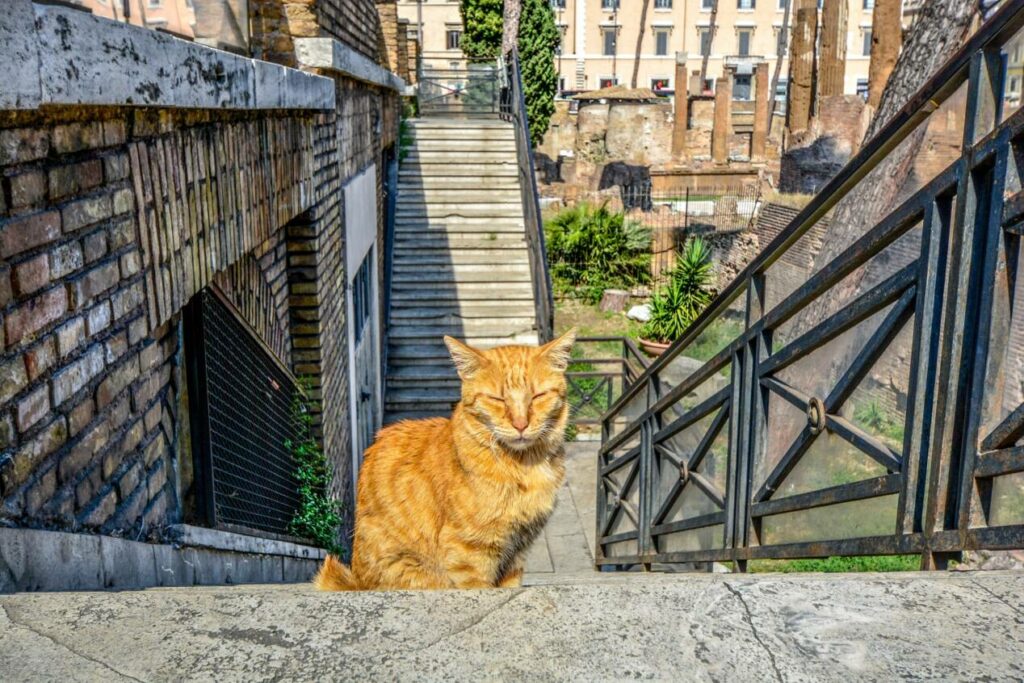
[147,0,163,7]
[734,74,752,100]
[559,77,566,92]
[655,29,670,56]
[856,78,869,100]
[701,0,713,10]
[778,0,788,8]
[863,29,872,56]
[447,29,462,50]
[775,78,788,101]
[603,28,617,55]
[738,0,755,9]
[651,77,670,91]
[600,77,619,88]
[737,29,752,56]
[699,27,712,55]
[655,0,673,7]
[602,0,620,9]
[863,0,874,8]
[551,0,566,8]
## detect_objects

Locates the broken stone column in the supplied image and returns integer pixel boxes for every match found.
[868,0,902,108]
[786,0,818,134]
[819,0,848,98]
[712,69,733,165]
[752,61,770,162]
[690,70,703,96]
[672,52,689,161]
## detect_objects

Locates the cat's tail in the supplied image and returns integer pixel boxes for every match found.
[314,555,362,591]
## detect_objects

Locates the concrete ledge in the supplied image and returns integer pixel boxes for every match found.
[166,524,326,561]
[0,527,320,592]
[294,37,406,92]
[0,0,334,111]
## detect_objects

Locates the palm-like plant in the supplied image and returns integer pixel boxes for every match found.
[642,237,715,343]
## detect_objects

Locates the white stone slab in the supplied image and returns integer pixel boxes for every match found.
[294,37,406,92]
[0,0,41,109]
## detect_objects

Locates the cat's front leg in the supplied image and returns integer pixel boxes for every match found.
[496,565,524,588]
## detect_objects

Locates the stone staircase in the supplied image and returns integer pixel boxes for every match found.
[385,118,540,423]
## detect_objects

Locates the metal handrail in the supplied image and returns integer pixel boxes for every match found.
[500,49,555,342]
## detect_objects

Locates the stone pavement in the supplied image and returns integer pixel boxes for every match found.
[2,572,1023,681]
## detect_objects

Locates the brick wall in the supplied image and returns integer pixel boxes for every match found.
[250,0,386,66]
[0,107,317,537]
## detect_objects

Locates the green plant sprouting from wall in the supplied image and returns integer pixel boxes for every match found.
[288,379,346,559]
[642,237,715,343]
[545,201,651,304]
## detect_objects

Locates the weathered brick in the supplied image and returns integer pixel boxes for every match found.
[16,384,49,433]
[147,460,167,499]
[68,397,95,436]
[48,160,103,201]
[52,122,104,155]
[104,153,130,182]
[143,403,162,432]
[104,330,128,363]
[116,460,143,500]
[56,316,85,358]
[132,367,166,411]
[82,230,108,263]
[50,241,84,279]
[128,316,148,345]
[0,265,11,308]
[25,465,57,516]
[60,419,110,484]
[69,260,119,309]
[9,170,47,208]
[0,211,61,259]
[86,301,112,337]
[24,336,57,380]
[0,412,14,450]
[4,286,68,348]
[1,417,67,491]
[75,466,102,509]
[138,341,163,373]
[62,195,113,233]
[103,120,126,147]
[0,128,50,165]
[111,281,144,320]
[143,432,166,467]
[82,487,116,527]
[52,344,104,406]
[0,355,28,406]
[96,354,138,409]
[119,249,141,278]
[112,188,134,216]
[107,394,131,432]
[122,419,145,453]
[11,253,50,297]
[109,217,135,250]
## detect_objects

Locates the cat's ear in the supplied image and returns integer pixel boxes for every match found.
[539,328,577,372]
[444,336,488,379]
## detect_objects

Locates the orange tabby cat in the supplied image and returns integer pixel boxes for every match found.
[315,329,576,591]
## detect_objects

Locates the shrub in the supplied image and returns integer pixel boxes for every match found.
[641,237,714,343]
[545,201,651,303]
[288,380,346,559]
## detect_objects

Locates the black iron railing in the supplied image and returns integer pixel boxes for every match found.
[418,55,502,117]
[500,49,555,342]
[568,337,649,426]
[596,0,1024,571]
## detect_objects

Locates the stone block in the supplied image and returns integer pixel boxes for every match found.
[96,353,139,408]
[82,487,117,527]
[282,556,318,583]
[68,397,95,437]
[52,344,104,406]
[120,249,141,278]
[0,413,15,451]
[2,417,67,491]
[111,282,144,320]
[9,170,47,209]
[24,465,56,516]
[24,336,56,381]
[116,460,143,500]
[112,188,134,216]
[4,286,67,348]
[0,265,11,308]
[0,0,41,109]
[60,419,110,484]
[104,331,128,364]
[153,544,196,587]
[109,217,135,250]
[0,211,61,259]
[99,535,159,590]
[51,122,105,156]
[0,128,50,167]
[104,153,130,182]
[86,301,112,337]
[0,527,103,592]
[82,230,109,263]
[48,160,104,201]
[68,260,119,309]
[11,254,50,297]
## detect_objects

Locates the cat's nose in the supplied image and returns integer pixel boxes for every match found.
[512,417,529,434]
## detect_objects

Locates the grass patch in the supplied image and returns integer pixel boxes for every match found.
[749,554,921,573]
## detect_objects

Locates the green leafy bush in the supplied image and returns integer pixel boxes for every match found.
[545,202,651,303]
[641,238,714,343]
[288,380,346,559]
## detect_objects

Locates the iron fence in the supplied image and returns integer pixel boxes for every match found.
[184,287,304,539]
[418,55,503,117]
[568,337,649,426]
[596,0,1024,571]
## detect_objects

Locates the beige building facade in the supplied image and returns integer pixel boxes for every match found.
[400,0,881,99]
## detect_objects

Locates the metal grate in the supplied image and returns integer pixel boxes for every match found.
[185,287,302,538]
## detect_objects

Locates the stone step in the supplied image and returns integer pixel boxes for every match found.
[389,284,535,300]
[411,140,517,151]
[393,261,530,274]
[396,202,523,214]
[402,154,518,165]
[399,167,519,179]
[389,326,538,345]
[391,271,531,285]
[394,220,526,232]
[391,252,532,266]
[392,240,527,253]
[408,119,513,130]
[390,316,538,334]
[389,303,536,319]
[383,409,450,424]
[397,190,522,203]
